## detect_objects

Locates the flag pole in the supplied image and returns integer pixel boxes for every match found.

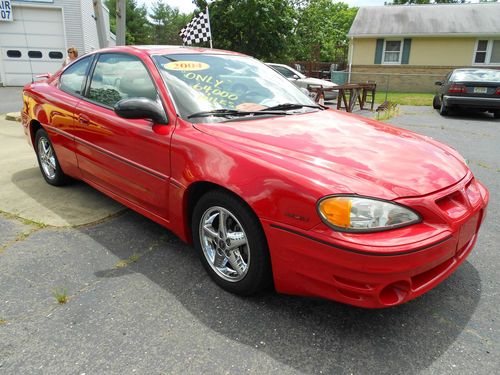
[206,6,213,49]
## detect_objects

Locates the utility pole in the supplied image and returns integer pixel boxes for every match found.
[116,0,126,46]
[93,0,108,48]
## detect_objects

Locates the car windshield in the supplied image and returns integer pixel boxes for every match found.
[451,69,500,82]
[153,53,317,122]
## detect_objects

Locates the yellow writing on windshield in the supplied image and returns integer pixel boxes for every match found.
[184,72,224,87]
[183,72,239,107]
[164,61,210,71]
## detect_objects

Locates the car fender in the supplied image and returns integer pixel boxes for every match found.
[167,122,330,243]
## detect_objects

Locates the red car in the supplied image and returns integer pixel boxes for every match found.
[22,46,488,308]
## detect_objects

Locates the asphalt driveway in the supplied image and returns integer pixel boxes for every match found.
[0,104,499,374]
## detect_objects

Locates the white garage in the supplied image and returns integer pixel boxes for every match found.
[0,0,115,86]
[0,5,66,86]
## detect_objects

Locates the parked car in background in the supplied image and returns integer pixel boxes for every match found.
[22,46,488,308]
[433,68,500,118]
[266,63,338,101]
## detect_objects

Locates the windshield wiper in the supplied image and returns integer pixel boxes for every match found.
[187,108,286,119]
[261,103,322,111]
[188,109,241,119]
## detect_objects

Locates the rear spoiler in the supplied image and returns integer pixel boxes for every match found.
[34,73,52,80]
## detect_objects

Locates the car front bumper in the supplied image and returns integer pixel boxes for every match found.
[443,95,500,110]
[324,90,338,101]
[262,177,489,308]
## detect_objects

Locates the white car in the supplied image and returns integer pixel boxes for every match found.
[266,63,338,101]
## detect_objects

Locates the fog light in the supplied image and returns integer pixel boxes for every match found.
[379,281,411,305]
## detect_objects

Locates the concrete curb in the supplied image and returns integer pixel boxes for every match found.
[0,116,125,227]
[5,112,21,122]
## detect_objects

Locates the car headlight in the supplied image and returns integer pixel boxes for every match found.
[317,195,421,232]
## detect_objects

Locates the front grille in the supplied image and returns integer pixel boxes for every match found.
[435,190,468,219]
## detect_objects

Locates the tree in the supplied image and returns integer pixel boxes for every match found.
[149,1,190,45]
[192,0,208,10]
[188,1,359,63]
[290,0,358,62]
[192,0,296,61]
[106,0,152,44]
[385,1,466,4]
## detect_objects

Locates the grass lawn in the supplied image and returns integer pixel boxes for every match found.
[374,92,435,106]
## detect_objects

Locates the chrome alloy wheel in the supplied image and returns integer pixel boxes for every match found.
[199,206,250,282]
[37,137,57,180]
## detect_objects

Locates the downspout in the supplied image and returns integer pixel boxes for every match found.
[348,37,354,83]
[93,0,108,48]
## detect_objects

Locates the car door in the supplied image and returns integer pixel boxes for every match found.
[72,52,174,219]
[37,55,94,178]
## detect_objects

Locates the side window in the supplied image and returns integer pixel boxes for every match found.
[60,56,93,96]
[474,40,488,64]
[87,53,158,108]
[274,65,295,78]
[49,51,64,59]
[383,40,402,64]
[7,50,21,58]
[28,51,42,59]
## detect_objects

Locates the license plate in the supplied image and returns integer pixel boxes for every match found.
[473,87,487,94]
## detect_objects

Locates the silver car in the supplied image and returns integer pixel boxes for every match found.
[266,63,338,101]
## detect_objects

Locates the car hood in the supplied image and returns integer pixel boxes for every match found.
[298,77,336,87]
[192,110,468,199]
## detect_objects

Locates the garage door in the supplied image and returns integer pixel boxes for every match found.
[0,6,65,86]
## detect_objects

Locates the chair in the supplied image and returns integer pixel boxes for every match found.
[361,80,376,110]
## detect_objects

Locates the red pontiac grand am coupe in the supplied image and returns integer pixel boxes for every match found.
[22,46,489,308]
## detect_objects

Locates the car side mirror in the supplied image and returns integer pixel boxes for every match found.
[114,97,168,125]
[435,81,443,86]
[292,74,300,80]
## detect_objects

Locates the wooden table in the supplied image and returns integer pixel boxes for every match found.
[309,82,377,112]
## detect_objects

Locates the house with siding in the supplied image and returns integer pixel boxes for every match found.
[0,0,115,86]
[347,3,500,92]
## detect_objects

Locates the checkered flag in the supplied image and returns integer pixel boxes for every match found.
[179,8,212,47]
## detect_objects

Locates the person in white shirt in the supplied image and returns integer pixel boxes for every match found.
[62,47,78,67]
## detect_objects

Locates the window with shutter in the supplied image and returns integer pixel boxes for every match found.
[474,40,500,65]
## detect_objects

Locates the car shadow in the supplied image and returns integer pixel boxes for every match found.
[437,108,498,122]
[85,211,481,375]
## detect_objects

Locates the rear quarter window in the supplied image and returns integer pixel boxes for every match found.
[59,56,93,96]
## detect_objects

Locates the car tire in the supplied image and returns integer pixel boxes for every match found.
[432,95,440,109]
[439,97,450,116]
[35,129,68,186]
[493,110,500,119]
[192,190,273,296]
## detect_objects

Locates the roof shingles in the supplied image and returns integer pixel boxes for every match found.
[348,3,500,37]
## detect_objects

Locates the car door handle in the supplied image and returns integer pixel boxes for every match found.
[78,114,90,125]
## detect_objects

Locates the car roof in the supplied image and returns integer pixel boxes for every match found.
[453,68,500,73]
[266,63,289,68]
[90,45,246,57]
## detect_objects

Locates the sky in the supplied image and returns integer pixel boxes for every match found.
[137,1,406,14]
[137,0,483,14]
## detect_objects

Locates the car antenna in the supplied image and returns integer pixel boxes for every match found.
[20,16,35,83]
